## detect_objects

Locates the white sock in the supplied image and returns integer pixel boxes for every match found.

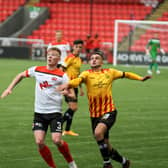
[122,157,126,164]
[69,161,77,168]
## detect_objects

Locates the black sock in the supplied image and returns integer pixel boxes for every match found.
[97,139,111,163]
[62,110,69,123]
[109,148,124,163]
[63,108,74,131]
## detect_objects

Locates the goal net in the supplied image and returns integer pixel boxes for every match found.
[0,37,45,60]
[113,20,168,66]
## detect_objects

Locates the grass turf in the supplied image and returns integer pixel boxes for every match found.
[0,58,167,168]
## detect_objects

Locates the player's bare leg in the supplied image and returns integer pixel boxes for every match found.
[52,133,78,168]
[34,130,56,168]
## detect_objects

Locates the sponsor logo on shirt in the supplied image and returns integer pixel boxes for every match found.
[39,81,52,89]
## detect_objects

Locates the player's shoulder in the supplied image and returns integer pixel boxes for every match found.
[103,68,122,74]
[35,66,46,72]
[61,39,69,44]
[108,67,122,71]
[51,68,65,77]
[65,53,74,60]
[51,39,69,45]
[80,69,91,75]
[55,68,65,77]
[35,66,65,77]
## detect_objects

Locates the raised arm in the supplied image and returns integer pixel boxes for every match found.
[1,71,27,99]
[141,75,152,81]
[124,72,151,81]
[57,77,83,93]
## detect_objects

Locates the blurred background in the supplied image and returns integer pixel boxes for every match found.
[0,0,167,65]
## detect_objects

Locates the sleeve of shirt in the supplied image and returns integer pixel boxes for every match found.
[124,72,142,80]
[110,68,124,80]
[110,68,142,81]
[26,66,36,77]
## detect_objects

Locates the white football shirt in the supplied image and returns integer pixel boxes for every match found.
[47,40,70,64]
[25,66,69,114]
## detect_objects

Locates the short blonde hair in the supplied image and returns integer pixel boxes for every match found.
[47,47,61,56]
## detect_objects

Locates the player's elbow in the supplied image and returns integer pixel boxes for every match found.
[17,72,26,79]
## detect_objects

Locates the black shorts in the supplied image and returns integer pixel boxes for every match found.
[32,113,63,133]
[65,88,78,103]
[91,110,117,139]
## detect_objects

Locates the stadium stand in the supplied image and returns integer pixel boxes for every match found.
[0,0,25,22]
[130,0,168,53]
[27,0,154,44]
[0,0,165,60]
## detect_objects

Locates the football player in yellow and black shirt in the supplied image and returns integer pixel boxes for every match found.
[58,51,151,168]
[61,39,84,136]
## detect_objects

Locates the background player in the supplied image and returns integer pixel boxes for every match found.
[1,47,77,168]
[85,34,94,60]
[48,30,71,66]
[61,39,84,136]
[58,51,151,168]
[146,33,165,75]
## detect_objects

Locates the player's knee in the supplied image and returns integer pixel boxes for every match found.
[35,138,45,147]
[52,137,61,146]
[94,130,104,141]
[69,104,78,111]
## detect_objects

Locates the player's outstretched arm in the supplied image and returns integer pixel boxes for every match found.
[1,89,12,99]
[141,75,152,82]
[1,71,26,99]
[124,72,152,82]
[57,76,83,91]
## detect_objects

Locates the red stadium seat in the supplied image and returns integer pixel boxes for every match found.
[28,1,153,44]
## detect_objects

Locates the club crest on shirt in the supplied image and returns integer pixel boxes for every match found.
[52,77,57,81]
[105,74,110,79]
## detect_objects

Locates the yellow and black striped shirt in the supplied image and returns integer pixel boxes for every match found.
[69,68,142,118]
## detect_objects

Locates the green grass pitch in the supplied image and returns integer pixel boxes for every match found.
[0,58,167,168]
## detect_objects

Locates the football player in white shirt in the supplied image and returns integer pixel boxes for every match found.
[1,47,78,168]
[47,30,71,67]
